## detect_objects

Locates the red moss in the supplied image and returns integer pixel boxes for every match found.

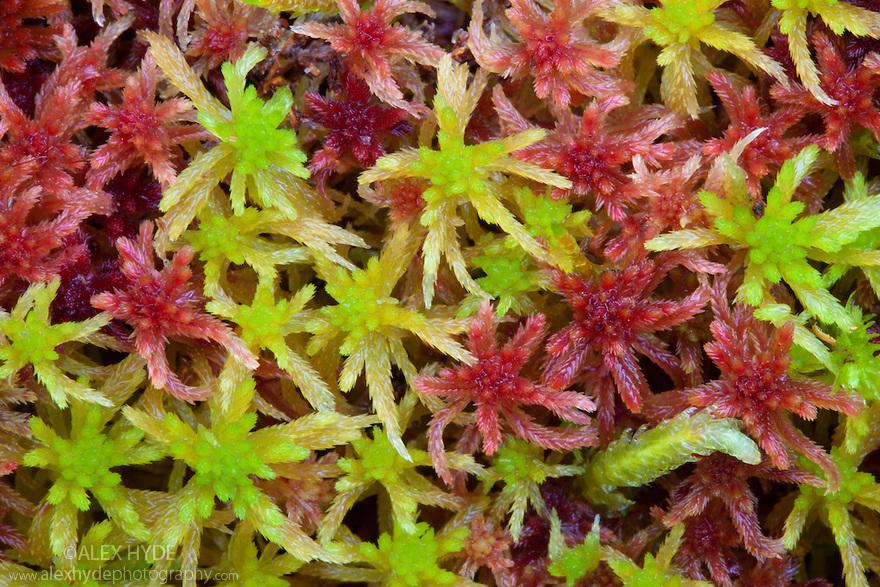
[510,480,611,586]
[414,302,596,485]
[91,222,258,402]
[704,72,807,197]
[295,0,444,112]
[0,157,109,288]
[125,0,161,31]
[647,281,863,487]
[0,18,131,212]
[359,179,427,225]
[459,515,514,585]
[659,454,820,580]
[186,0,275,73]
[736,557,832,587]
[305,69,410,187]
[470,0,626,109]
[52,20,129,102]
[85,56,205,189]
[0,0,63,74]
[88,0,133,26]
[0,78,87,205]
[603,156,707,261]
[674,502,743,585]
[0,463,31,553]
[0,190,109,288]
[544,259,709,440]
[260,454,338,535]
[680,535,829,586]
[764,29,799,81]
[772,31,880,179]
[494,88,680,219]
[838,3,880,71]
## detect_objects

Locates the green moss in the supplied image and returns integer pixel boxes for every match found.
[547,512,602,586]
[604,525,710,586]
[186,209,249,266]
[222,282,313,351]
[494,438,551,486]
[649,145,880,328]
[783,426,880,587]
[519,189,586,245]
[198,46,309,215]
[24,402,161,558]
[360,55,570,306]
[238,0,337,15]
[199,73,306,180]
[412,129,506,206]
[0,280,111,407]
[320,260,409,344]
[582,409,760,509]
[170,411,308,521]
[471,242,539,316]
[706,188,819,295]
[515,187,591,272]
[357,522,469,587]
[342,427,410,484]
[331,427,441,533]
[148,34,321,240]
[209,280,334,411]
[487,438,583,540]
[643,0,718,45]
[214,523,302,587]
[828,305,880,400]
[773,0,846,34]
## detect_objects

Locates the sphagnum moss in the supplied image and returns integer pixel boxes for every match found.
[6,1,880,585]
